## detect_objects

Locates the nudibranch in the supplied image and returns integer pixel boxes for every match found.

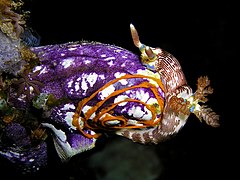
[113,24,220,143]
[69,24,220,144]
[21,24,219,157]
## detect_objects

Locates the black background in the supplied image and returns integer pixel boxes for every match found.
[1,0,237,179]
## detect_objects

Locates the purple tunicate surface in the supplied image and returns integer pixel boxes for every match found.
[30,41,164,123]
[30,42,145,99]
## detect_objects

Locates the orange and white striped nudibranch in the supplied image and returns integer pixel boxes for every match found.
[114,24,220,144]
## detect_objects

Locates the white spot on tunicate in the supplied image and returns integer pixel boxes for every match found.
[0,151,15,158]
[128,106,145,118]
[57,111,62,116]
[115,49,122,52]
[107,61,114,66]
[87,73,98,87]
[61,53,65,56]
[142,107,152,120]
[121,107,127,113]
[121,63,126,67]
[80,73,98,93]
[119,79,128,85]
[114,95,129,106]
[81,74,88,95]
[75,81,80,91]
[67,80,73,88]
[33,66,48,75]
[82,105,96,119]
[33,65,41,72]
[69,89,74,94]
[122,55,127,58]
[114,72,128,85]
[68,80,73,88]
[17,94,26,101]
[135,90,149,103]
[84,60,91,64]
[125,90,131,94]
[64,112,76,129]
[68,47,77,51]
[29,158,35,162]
[11,151,21,156]
[99,74,105,79]
[61,103,75,111]
[39,66,48,74]
[99,85,115,100]
[82,105,91,113]
[62,58,75,68]
[114,72,126,78]
[29,86,34,94]
[101,54,107,57]
[104,57,115,61]
[90,131,96,135]
[146,97,158,105]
